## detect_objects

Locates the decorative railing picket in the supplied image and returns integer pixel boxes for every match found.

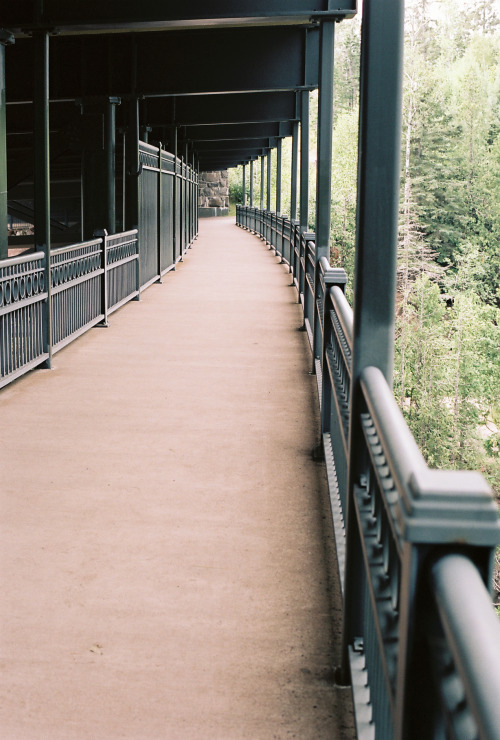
[0,252,48,388]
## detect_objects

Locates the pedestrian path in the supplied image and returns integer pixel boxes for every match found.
[0,217,354,739]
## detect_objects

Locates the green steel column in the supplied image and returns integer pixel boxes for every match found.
[249,159,254,207]
[105,98,119,234]
[290,121,299,222]
[315,21,335,262]
[266,149,271,212]
[171,125,178,264]
[276,138,282,215]
[0,31,14,260]
[340,0,405,684]
[242,164,246,207]
[82,97,120,238]
[157,140,163,280]
[125,96,140,230]
[260,154,265,210]
[33,31,52,366]
[299,91,309,230]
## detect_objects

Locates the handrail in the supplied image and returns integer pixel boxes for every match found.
[236,203,500,740]
[430,554,500,740]
[0,250,45,268]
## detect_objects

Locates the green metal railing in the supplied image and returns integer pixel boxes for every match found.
[0,141,198,390]
[0,251,48,386]
[138,141,198,287]
[237,203,500,740]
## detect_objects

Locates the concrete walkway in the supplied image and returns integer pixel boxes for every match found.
[0,218,354,739]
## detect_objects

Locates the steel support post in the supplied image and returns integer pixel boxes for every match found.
[33,31,52,367]
[340,0,404,687]
[125,96,140,231]
[82,97,120,239]
[171,125,178,264]
[157,141,163,281]
[276,138,282,215]
[242,163,246,207]
[290,120,299,222]
[0,31,14,260]
[250,159,254,208]
[312,20,335,367]
[260,154,265,211]
[105,99,119,234]
[315,21,335,263]
[299,91,309,231]
[266,148,272,213]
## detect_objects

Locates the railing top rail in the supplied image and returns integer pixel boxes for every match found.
[360,366,499,547]
[107,229,139,240]
[430,554,500,740]
[0,251,45,268]
[139,139,160,155]
[329,285,353,349]
[51,238,103,257]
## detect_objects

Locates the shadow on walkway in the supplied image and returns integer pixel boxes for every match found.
[0,217,355,739]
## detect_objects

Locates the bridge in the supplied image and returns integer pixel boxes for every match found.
[1,2,500,739]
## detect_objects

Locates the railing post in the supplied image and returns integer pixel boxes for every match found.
[319,265,348,434]
[134,225,141,299]
[0,30,14,261]
[33,30,52,368]
[340,0,405,689]
[95,229,109,326]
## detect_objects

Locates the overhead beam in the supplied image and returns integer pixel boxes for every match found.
[4,1,356,36]
[7,28,319,102]
[182,121,294,142]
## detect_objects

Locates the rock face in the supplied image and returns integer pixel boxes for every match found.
[198,170,229,217]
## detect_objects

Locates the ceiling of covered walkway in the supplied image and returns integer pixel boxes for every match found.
[3,1,356,228]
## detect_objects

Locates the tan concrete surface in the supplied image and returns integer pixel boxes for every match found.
[0,218,355,739]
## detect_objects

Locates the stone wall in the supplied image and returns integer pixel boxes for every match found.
[198,170,229,217]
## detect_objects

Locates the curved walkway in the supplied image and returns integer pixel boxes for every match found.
[0,218,354,739]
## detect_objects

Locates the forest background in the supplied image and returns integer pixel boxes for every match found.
[229,0,500,502]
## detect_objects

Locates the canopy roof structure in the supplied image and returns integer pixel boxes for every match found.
[2,1,357,231]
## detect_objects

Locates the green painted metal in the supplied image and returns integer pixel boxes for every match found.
[290,120,299,222]
[266,149,271,212]
[3,1,357,33]
[260,155,265,211]
[341,0,405,702]
[314,21,335,263]
[276,138,282,215]
[125,96,140,231]
[33,31,52,368]
[0,31,13,261]
[299,91,309,230]
[250,159,254,207]
[81,97,120,239]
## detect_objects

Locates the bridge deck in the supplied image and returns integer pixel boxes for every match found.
[0,218,354,739]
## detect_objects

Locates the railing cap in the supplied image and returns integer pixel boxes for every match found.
[324,267,348,285]
[400,470,500,546]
